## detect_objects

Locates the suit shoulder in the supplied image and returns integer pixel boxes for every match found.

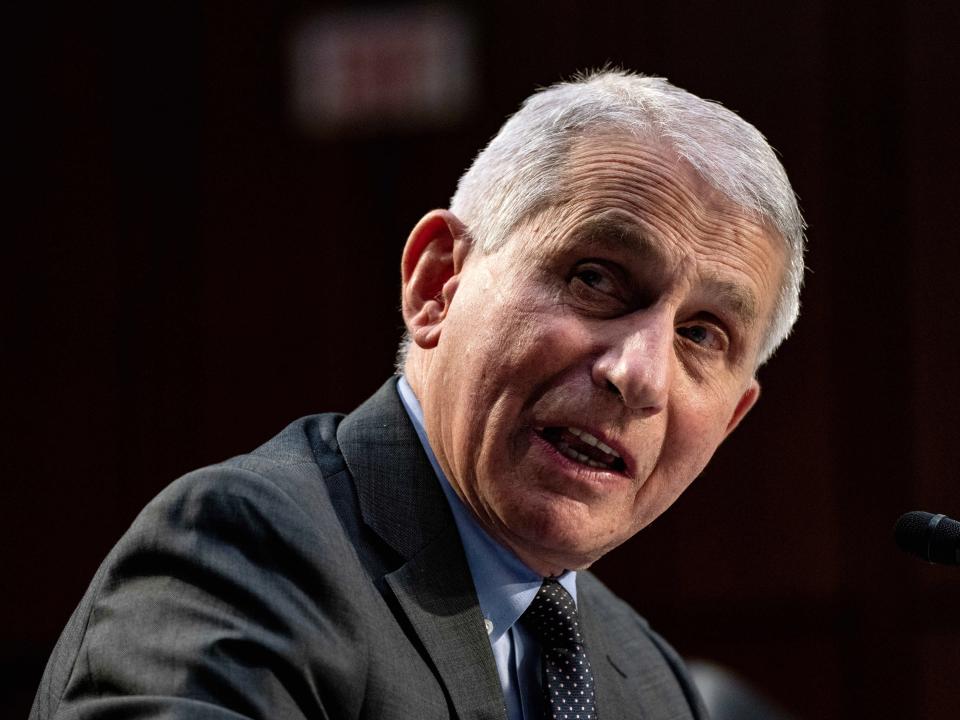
[226,411,347,481]
[139,412,343,518]
[126,412,355,559]
[32,412,370,720]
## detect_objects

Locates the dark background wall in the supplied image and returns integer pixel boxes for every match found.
[6,2,960,717]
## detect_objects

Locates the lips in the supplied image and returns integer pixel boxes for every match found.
[537,426,627,473]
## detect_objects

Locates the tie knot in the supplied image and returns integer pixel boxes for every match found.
[522,579,584,648]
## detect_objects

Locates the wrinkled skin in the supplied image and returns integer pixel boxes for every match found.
[403,136,786,576]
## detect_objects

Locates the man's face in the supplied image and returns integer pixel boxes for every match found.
[412,136,786,576]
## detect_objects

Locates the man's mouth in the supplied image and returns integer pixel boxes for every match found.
[537,426,626,473]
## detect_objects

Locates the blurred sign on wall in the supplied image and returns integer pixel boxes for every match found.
[289,4,476,136]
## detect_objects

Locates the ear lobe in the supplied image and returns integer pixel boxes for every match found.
[401,210,469,349]
[723,379,760,438]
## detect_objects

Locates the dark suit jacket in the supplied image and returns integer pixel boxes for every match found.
[32,379,708,720]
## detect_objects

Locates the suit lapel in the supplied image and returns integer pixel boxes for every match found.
[337,379,506,720]
[386,525,507,720]
[579,581,637,720]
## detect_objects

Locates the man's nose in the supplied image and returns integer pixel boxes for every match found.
[591,313,673,414]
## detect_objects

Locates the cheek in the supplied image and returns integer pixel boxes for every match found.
[630,420,721,531]
[666,394,737,477]
[516,300,602,360]
[468,306,584,386]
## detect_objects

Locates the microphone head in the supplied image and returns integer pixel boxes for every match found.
[894,511,960,565]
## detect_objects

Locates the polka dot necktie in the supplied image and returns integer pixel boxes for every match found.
[521,579,598,720]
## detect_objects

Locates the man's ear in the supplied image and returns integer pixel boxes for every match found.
[401,209,470,350]
[723,378,760,439]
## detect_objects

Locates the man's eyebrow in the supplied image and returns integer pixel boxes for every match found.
[568,213,659,257]
[704,278,759,330]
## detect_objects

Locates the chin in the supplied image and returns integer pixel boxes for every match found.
[497,494,627,573]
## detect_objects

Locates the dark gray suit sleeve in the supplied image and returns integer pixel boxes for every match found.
[31,463,367,720]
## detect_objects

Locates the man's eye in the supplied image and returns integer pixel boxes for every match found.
[578,269,606,287]
[570,263,619,295]
[677,325,708,343]
[676,323,727,351]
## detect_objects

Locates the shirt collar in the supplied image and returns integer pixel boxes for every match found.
[396,376,577,641]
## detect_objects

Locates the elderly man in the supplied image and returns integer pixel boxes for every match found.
[32,71,804,720]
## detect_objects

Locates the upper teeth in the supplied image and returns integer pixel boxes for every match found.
[568,427,620,458]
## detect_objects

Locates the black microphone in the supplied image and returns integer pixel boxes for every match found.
[894,511,960,565]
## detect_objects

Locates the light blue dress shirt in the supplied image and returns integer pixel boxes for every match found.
[397,377,579,720]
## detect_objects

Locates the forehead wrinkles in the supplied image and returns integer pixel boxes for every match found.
[554,137,777,277]
[561,138,760,243]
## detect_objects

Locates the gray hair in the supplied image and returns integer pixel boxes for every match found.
[400,69,805,369]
